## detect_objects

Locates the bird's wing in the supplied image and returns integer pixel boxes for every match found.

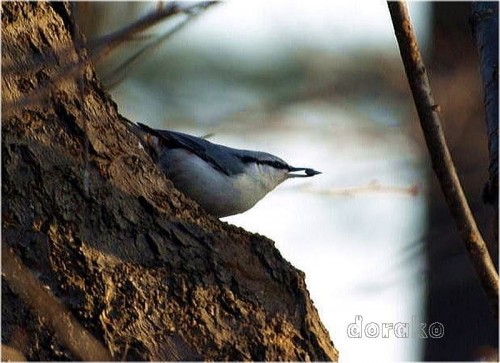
[137,123,245,176]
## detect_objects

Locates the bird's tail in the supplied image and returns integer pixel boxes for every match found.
[122,119,162,161]
[122,118,147,141]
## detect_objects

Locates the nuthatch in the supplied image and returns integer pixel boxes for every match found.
[133,122,321,218]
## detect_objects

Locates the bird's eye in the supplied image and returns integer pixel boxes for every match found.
[271,161,287,169]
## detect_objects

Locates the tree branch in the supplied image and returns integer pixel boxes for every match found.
[387,1,499,315]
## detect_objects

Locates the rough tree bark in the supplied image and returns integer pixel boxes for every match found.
[1,2,338,361]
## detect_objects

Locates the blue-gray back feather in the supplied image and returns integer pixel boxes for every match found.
[137,123,290,176]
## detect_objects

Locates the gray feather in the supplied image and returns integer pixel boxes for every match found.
[137,123,290,176]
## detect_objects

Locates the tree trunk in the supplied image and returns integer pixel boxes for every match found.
[1,2,338,361]
[471,2,499,245]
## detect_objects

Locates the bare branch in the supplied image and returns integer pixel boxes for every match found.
[88,1,218,62]
[2,1,218,117]
[387,1,499,315]
[102,5,209,89]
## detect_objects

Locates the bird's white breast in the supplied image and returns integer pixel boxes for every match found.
[158,148,288,217]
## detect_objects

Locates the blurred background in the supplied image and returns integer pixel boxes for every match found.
[76,2,498,361]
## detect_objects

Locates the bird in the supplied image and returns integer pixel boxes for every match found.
[131,122,321,218]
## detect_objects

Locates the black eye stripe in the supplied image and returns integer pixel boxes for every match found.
[239,156,289,170]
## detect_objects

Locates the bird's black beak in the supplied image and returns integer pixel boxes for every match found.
[288,166,322,178]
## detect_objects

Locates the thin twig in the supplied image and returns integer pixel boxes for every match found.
[88,1,217,62]
[2,1,218,117]
[103,8,205,89]
[2,245,113,361]
[387,1,498,315]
